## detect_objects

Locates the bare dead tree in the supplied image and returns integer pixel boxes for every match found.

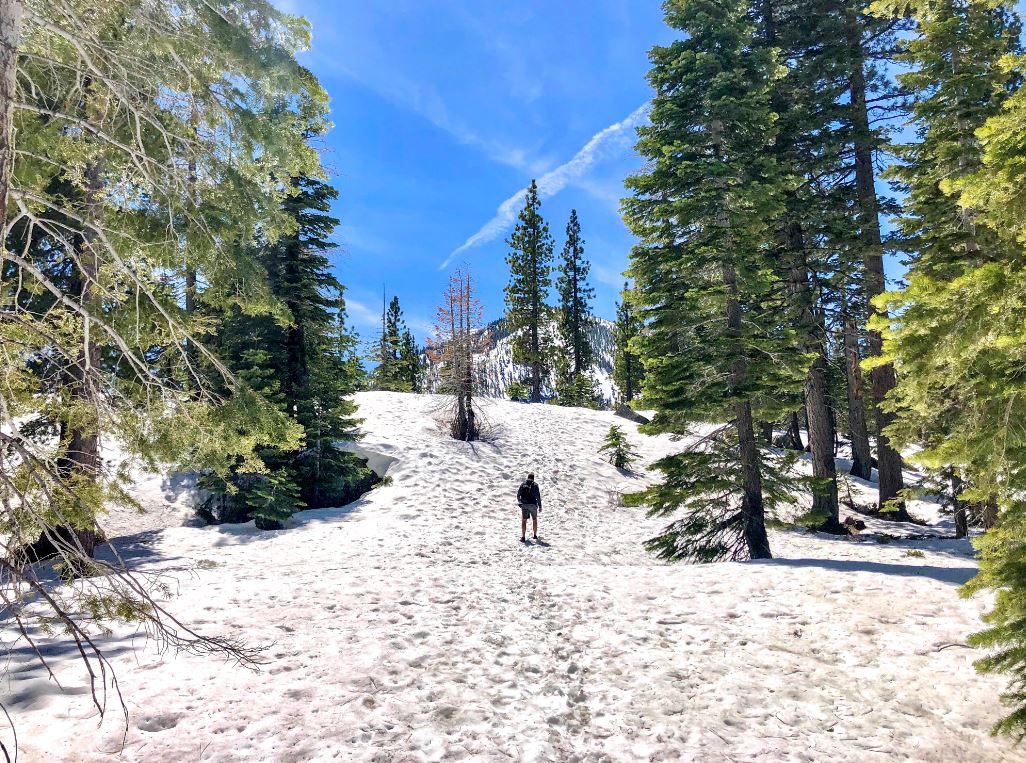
[428,268,486,441]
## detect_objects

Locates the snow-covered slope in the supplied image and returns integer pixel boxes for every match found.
[7,392,1017,762]
[426,317,618,406]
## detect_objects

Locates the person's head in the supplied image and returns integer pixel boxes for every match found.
[527,472,535,482]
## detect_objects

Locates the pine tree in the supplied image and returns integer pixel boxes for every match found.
[761,0,853,530]
[599,425,640,471]
[554,372,599,409]
[867,0,1026,735]
[505,179,555,404]
[372,295,413,392]
[867,0,1020,491]
[613,282,645,404]
[507,382,531,403]
[203,176,367,529]
[555,209,596,406]
[399,328,423,393]
[1,0,327,701]
[845,0,911,516]
[623,0,805,563]
[841,288,874,481]
[963,506,1026,739]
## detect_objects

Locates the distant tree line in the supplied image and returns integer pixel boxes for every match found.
[504,180,620,408]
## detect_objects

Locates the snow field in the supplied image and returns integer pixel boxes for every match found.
[5,391,1019,761]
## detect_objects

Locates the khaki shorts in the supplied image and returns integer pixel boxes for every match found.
[519,503,538,521]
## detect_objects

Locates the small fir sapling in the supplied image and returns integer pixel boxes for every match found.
[600,425,639,471]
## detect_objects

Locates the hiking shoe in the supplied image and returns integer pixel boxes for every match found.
[521,537,527,544]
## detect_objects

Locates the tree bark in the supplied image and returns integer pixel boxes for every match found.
[530,246,542,404]
[981,494,998,530]
[845,4,906,517]
[0,0,23,225]
[787,411,804,451]
[948,470,969,539]
[61,151,104,560]
[842,307,873,480]
[805,356,840,527]
[530,307,540,404]
[723,260,772,560]
[787,223,839,529]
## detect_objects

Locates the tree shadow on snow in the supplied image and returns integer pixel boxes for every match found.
[615,467,646,480]
[761,557,977,586]
[161,471,196,502]
[206,498,371,548]
[97,528,200,578]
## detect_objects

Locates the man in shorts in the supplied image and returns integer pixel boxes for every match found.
[517,472,542,543]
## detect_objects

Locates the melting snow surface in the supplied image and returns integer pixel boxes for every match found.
[5,392,1018,761]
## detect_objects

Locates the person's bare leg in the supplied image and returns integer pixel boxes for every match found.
[533,515,538,539]
[521,517,527,541]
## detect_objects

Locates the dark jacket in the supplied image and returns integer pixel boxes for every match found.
[518,480,542,508]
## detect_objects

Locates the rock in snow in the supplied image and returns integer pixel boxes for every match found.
[6,392,1017,762]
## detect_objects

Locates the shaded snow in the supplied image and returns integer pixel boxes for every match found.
[4,392,1017,762]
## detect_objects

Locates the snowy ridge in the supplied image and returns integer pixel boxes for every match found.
[425,317,618,406]
[8,392,1017,762]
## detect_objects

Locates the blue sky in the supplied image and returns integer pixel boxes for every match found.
[275,1,677,344]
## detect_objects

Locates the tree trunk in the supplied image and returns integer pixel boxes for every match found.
[787,223,839,529]
[0,0,22,225]
[842,309,873,480]
[723,260,771,560]
[787,411,803,451]
[530,318,540,403]
[737,399,771,558]
[60,152,104,561]
[530,252,541,403]
[981,494,998,530]
[948,470,969,539]
[805,354,839,528]
[845,4,906,518]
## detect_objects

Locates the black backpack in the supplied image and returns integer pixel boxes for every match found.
[517,481,534,504]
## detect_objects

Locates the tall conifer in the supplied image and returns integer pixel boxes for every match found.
[869,0,1026,735]
[623,0,804,562]
[505,179,555,403]
[613,282,644,405]
[555,209,596,406]
[399,328,423,393]
[372,296,413,392]
[762,0,850,529]
[204,176,367,529]
[844,0,911,515]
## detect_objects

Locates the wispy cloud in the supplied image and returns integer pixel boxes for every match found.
[593,262,629,289]
[312,48,536,173]
[344,297,382,329]
[406,316,436,342]
[278,1,538,173]
[441,103,649,270]
[345,297,434,344]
